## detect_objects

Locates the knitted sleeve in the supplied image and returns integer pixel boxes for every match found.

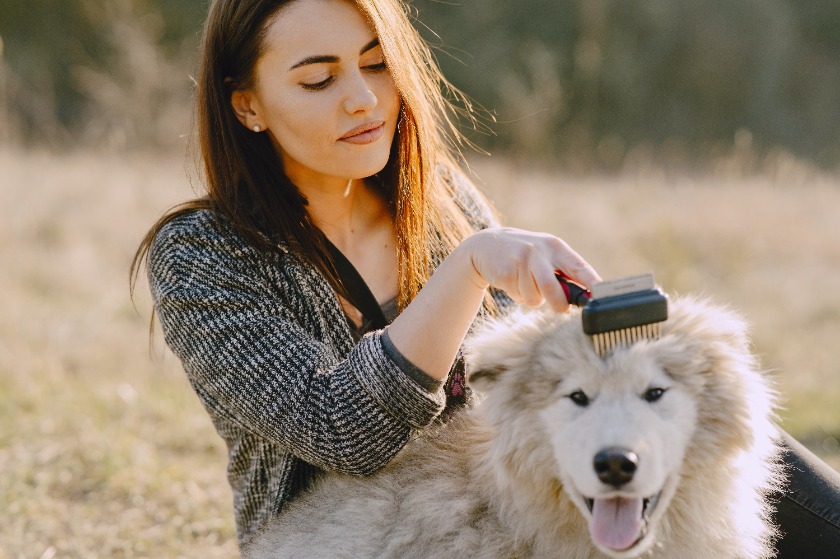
[147,211,447,476]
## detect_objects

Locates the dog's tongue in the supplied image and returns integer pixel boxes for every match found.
[590,497,644,551]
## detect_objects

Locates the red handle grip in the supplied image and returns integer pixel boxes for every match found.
[555,272,591,307]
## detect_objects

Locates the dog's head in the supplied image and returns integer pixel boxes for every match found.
[465,297,777,558]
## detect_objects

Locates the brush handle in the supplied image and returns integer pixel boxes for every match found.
[555,272,592,307]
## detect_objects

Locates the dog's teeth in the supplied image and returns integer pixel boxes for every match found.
[642,493,661,522]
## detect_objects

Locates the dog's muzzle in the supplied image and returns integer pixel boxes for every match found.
[582,447,662,553]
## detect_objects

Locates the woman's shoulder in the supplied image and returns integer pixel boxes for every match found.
[148,207,278,284]
[151,206,285,257]
[152,207,235,247]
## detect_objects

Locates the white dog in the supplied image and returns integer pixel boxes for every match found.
[245,298,783,559]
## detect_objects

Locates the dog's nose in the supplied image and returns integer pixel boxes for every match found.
[593,447,638,487]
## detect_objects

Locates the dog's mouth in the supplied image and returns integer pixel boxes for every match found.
[582,491,662,553]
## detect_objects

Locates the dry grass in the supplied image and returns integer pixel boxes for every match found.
[0,149,235,558]
[1,148,838,557]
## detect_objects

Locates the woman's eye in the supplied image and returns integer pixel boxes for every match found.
[362,61,387,72]
[643,387,667,403]
[300,76,334,91]
[568,390,590,407]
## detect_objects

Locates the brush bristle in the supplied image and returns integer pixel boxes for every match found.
[591,322,662,357]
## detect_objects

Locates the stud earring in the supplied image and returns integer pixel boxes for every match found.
[253,124,261,133]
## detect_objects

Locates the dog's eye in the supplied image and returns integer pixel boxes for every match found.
[568,390,590,407]
[643,387,667,403]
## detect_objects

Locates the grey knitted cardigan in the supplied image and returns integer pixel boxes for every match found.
[147,180,508,547]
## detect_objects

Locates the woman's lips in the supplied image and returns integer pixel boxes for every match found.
[339,121,385,145]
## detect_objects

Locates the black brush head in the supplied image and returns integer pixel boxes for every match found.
[581,288,669,336]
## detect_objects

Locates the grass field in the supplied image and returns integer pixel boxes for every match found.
[2,147,838,557]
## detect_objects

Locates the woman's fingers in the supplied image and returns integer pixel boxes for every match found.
[524,234,600,310]
[517,255,545,307]
[466,227,601,310]
[533,260,570,311]
[547,238,602,289]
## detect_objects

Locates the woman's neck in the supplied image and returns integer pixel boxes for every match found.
[298,177,388,253]
[297,174,398,307]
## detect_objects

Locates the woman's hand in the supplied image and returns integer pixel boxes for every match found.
[387,226,600,380]
[459,227,602,312]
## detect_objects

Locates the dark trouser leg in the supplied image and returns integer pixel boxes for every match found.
[772,431,840,558]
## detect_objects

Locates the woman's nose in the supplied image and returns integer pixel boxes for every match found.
[342,74,378,114]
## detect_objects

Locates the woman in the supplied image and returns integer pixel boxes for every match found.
[132,0,840,554]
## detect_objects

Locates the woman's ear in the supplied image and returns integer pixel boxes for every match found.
[231,89,263,132]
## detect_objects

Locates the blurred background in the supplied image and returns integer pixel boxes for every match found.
[1,1,839,557]
[2,0,840,167]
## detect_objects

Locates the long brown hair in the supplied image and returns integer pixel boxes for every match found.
[131,0,489,311]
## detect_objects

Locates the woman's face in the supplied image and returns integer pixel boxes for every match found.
[237,0,401,189]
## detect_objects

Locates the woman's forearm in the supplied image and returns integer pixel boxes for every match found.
[385,239,488,380]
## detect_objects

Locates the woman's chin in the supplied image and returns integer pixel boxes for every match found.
[336,151,393,180]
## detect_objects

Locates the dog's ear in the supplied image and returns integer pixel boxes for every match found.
[464,308,551,393]
[655,296,760,405]
[658,297,752,377]
[464,318,515,393]
[656,296,775,456]
[466,364,509,392]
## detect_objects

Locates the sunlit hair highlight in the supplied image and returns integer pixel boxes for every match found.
[356,0,487,306]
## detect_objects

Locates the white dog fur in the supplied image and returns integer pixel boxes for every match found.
[245,297,783,559]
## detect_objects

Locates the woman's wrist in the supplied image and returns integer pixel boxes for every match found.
[455,230,492,291]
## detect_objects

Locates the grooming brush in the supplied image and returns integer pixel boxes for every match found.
[555,272,669,357]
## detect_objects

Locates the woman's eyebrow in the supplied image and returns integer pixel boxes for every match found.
[289,38,381,71]
[359,38,380,56]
